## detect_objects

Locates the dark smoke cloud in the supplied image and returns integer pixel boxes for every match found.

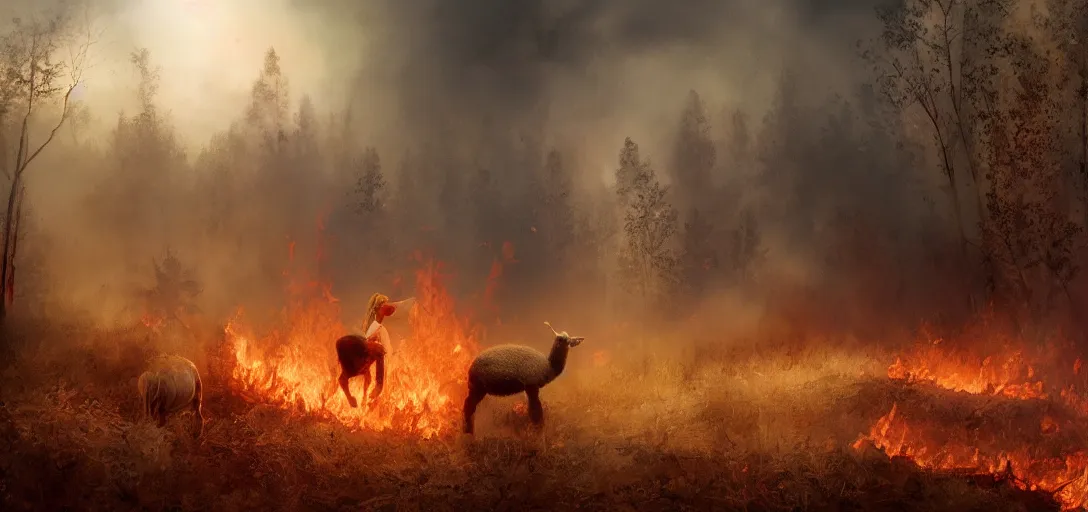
[4,0,935,339]
[322,0,889,147]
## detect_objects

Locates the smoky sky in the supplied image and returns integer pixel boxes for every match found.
[3,0,930,332]
[311,0,889,145]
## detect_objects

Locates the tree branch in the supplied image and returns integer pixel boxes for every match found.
[14,14,96,179]
[18,82,75,175]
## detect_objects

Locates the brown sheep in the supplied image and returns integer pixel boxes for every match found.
[463,322,585,435]
[334,334,386,408]
[137,354,204,438]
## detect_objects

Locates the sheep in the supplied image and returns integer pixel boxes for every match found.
[463,321,585,435]
[332,293,415,408]
[334,334,385,408]
[137,354,204,438]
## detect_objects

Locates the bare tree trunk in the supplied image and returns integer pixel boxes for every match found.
[0,10,91,324]
[1080,60,1088,226]
[0,168,25,322]
[5,186,24,309]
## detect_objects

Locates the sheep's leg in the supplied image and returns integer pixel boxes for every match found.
[526,386,544,426]
[463,388,486,435]
[339,371,358,408]
[362,368,372,404]
[191,377,205,439]
[370,356,385,403]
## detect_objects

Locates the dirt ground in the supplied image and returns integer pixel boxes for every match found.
[0,319,1064,511]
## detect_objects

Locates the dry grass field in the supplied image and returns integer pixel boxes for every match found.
[0,315,1067,512]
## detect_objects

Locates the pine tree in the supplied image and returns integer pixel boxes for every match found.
[539,149,575,255]
[728,208,764,284]
[615,137,650,209]
[345,146,391,278]
[90,48,186,268]
[353,147,386,217]
[672,90,716,212]
[616,138,679,305]
[245,47,289,149]
[294,95,319,159]
[679,208,718,298]
[391,149,435,253]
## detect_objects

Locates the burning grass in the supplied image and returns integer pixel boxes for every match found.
[0,317,1065,511]
[227,258,477,438]
[0,258,1075,510]
[855,320,1088,510]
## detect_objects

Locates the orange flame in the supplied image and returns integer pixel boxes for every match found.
[226,257,479,438]
[886,345,1047,400]
[482,241,516,317]
[856,330,1088,509]
[858,402,1088,509]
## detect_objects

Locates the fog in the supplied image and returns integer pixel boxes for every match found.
[2,0,1064,355]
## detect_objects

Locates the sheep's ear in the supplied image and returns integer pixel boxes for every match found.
[543,321,559,337]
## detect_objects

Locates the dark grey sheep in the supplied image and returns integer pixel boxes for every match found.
[137,354,204,438]
[463,322,585,434]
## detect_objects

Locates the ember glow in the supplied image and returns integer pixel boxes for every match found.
[141,313,165,332]
[226,257,479,438]
[856,330,1088,509]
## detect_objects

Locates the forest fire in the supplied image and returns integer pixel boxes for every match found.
[886,341,1048,400]
[856,334,1088,509]
[225,259,479,438]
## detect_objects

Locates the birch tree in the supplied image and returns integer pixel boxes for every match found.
[0,11,95,319]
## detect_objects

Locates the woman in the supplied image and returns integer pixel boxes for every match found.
[332,293,411,408]
[362,293,400,350]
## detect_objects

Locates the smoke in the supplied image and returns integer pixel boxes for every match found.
[0,0,955,349]
[343,0,886,167]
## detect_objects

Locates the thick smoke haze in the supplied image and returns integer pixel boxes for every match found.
[7,3,1088,509]
[0,0,987,353]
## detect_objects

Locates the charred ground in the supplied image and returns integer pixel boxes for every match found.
[0,316,1068,511]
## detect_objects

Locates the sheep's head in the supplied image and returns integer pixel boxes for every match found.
[544,321,585,347]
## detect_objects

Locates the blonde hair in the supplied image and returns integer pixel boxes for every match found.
[365,292,390,327]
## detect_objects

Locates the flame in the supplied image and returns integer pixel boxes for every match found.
[856,330,1088,509]
[886,344,1047,400]
[482,241,516,316]
[141,312,165,331]
[857,401,1088,508]
[226,257,479,438]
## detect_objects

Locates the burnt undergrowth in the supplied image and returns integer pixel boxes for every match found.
[0,318,1064,512]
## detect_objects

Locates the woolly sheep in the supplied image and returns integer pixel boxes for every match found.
[334,334,386,408]
[463,321,585,435]
[137,354,204,438]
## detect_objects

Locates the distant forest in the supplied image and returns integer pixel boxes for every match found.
[1,0,1087,344]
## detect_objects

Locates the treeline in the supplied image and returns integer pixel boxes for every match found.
[1,0,1087,341]
[863,0,1088,331]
